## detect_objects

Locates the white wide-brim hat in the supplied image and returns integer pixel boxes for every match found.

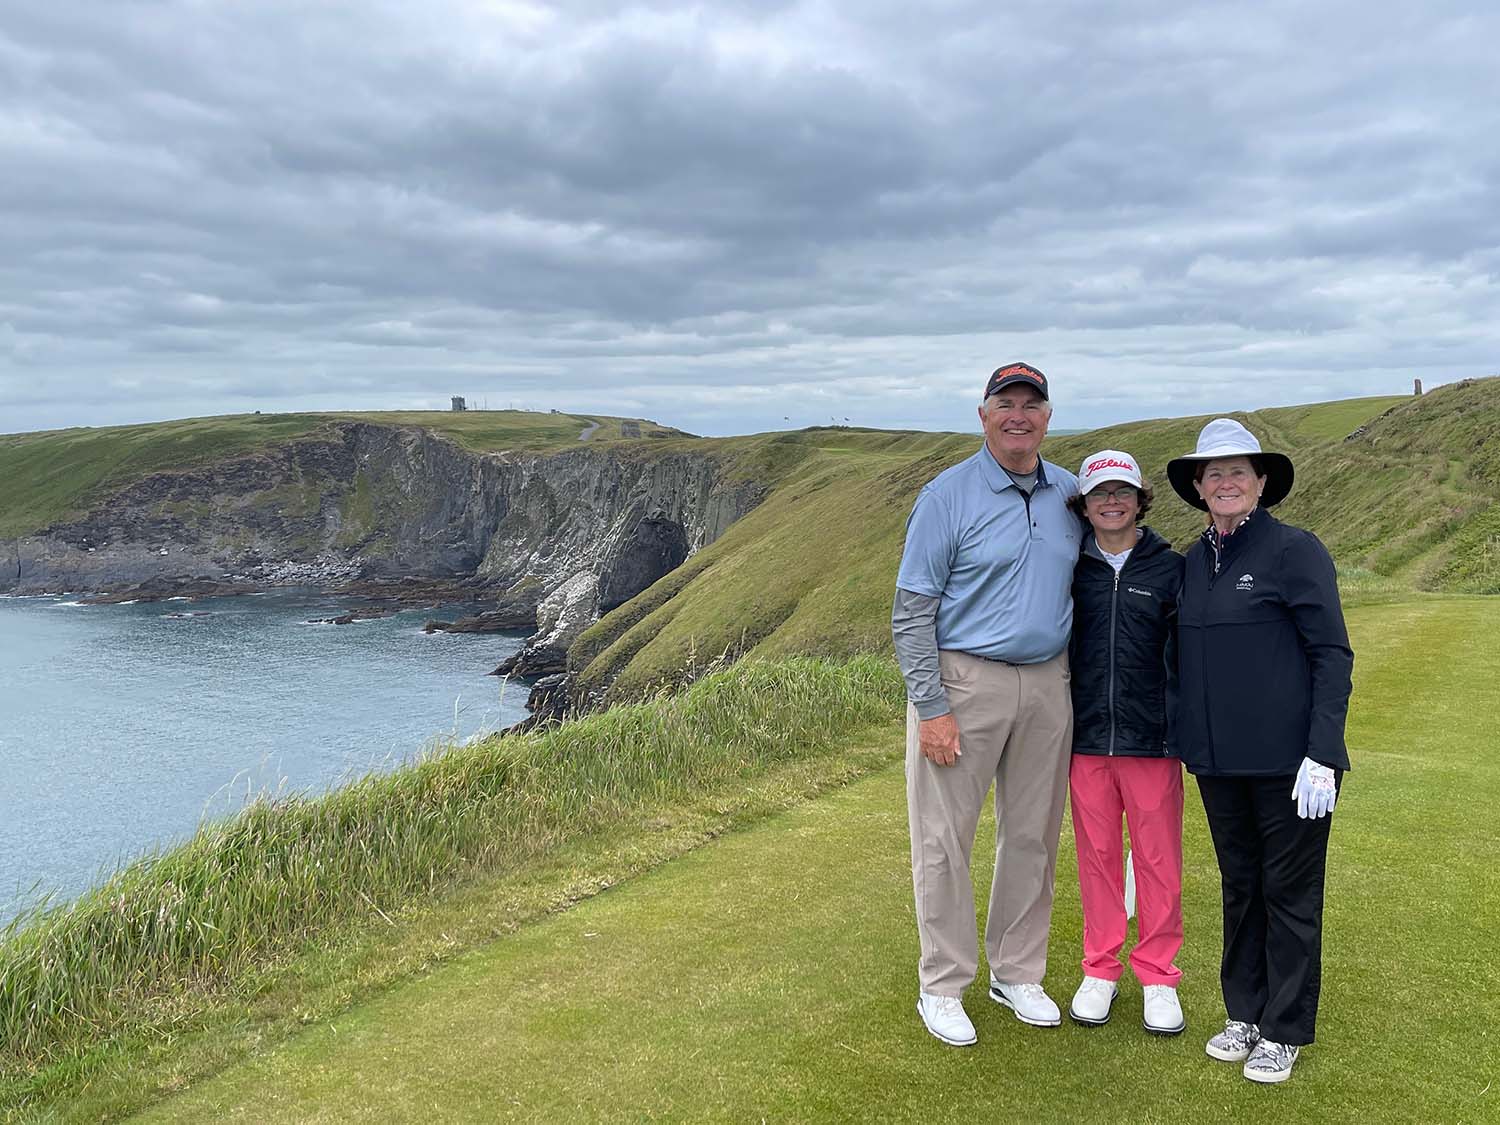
[1166,418,1294,510]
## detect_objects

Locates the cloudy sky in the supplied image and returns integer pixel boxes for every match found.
[3,1,1497,438]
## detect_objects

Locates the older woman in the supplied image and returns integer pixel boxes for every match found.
[1065,450,1186,1035]
[1167,418,1354,1084]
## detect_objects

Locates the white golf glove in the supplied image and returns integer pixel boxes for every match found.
[1291,757,1337,819]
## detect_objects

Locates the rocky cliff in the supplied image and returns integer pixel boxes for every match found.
[2,422,763,676]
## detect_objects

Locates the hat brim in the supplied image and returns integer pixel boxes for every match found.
[1166,452,1294,511]
[985,373,1049,401]
[1082,471,1141,489]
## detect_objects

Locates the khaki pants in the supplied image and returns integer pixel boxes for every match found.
[907,649,1073,996]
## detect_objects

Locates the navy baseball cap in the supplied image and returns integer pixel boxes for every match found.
[985,362,1049,400]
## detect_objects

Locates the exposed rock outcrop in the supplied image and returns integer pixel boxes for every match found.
[598,510,690,613]
[2,422,765,684]
[526,673,572,721]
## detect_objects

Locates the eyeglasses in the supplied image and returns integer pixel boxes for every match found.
[1085,485,1138,503]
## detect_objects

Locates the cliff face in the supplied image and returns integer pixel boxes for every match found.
[3,423,763,662]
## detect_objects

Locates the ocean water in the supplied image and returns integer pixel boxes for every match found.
[0,591,530,923]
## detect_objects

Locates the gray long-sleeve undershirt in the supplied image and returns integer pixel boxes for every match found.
[892,587,949,720]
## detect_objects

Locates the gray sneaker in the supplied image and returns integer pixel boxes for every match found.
[1205,1019,1261,1062]
[1243,1039,1300,1083]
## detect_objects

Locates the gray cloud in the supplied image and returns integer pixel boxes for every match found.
[2,0,1497,438]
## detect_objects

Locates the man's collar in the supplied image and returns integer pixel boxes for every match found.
[979,442,1049,493]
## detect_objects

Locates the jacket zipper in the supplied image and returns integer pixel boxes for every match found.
[1108,567,1119,755]
[1201,533,1219,771]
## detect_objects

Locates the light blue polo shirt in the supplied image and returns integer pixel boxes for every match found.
[896,444,1081,664]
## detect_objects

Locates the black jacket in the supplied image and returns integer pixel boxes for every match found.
[1069,526,1185,757]
[1176,510,1354,777]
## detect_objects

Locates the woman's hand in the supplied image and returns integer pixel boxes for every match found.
[1291,757,1337,818]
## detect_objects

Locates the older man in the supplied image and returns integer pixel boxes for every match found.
[893,362,1081,1046]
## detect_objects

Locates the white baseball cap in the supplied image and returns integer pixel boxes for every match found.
[1077,449,1144,494]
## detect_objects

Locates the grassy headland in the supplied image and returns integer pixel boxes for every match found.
[0,410,683,539]
[0,656,902,1109]
[573,381,1500,701]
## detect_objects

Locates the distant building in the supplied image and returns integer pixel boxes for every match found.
[451,396,467,412]
[1414,379,1423,396]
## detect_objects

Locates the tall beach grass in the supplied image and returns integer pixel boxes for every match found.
[0,655,903,1068]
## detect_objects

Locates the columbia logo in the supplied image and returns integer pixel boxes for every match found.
[1126,586,1153,598]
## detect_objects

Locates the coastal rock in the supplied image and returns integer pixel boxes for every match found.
[597,511,689,613]
[487,644,565,678]
[78,579,257,604]
[526,673,573,722]
[507,644,569,678]
[311,607,395,625]
[508,572,597,673]
[1,421,765,692]
[423,590,540,634]
[425,613,522,635]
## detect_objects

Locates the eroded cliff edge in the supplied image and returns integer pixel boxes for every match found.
[3,422,764,683]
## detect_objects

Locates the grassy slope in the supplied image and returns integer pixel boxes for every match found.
[128,596,1500,1124]
[0,659,905,1117]
[0,411,684,539]
[0,415,327,540]
[1268,394,1408,441]
[573,383,1500,701]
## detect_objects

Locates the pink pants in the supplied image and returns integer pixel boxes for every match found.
[1069,755,1184,987]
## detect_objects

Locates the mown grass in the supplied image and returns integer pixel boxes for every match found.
[1261,393,1408,441]
[123,596,1500,1123]
[0,656,903,1093]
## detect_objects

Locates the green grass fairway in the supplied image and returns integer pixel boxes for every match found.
[1261,394,1408,441]
[128,596,1500,1124]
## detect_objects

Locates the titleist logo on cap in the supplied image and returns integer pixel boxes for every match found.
[1085,457,1136,475]
[985,362,1049,400]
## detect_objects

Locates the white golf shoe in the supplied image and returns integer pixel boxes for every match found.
[916,992,977,1046]
[1142,984,1185,1035]
[1068,976,1119,1026]
[988,976,1061,1027]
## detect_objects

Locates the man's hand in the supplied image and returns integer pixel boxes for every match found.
[919,713,962,767]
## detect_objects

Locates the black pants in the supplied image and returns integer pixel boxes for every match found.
[1196,774,1337,1045]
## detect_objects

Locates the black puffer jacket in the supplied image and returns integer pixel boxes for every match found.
[1069,526,1185,757]
[1176,510,1353,776]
